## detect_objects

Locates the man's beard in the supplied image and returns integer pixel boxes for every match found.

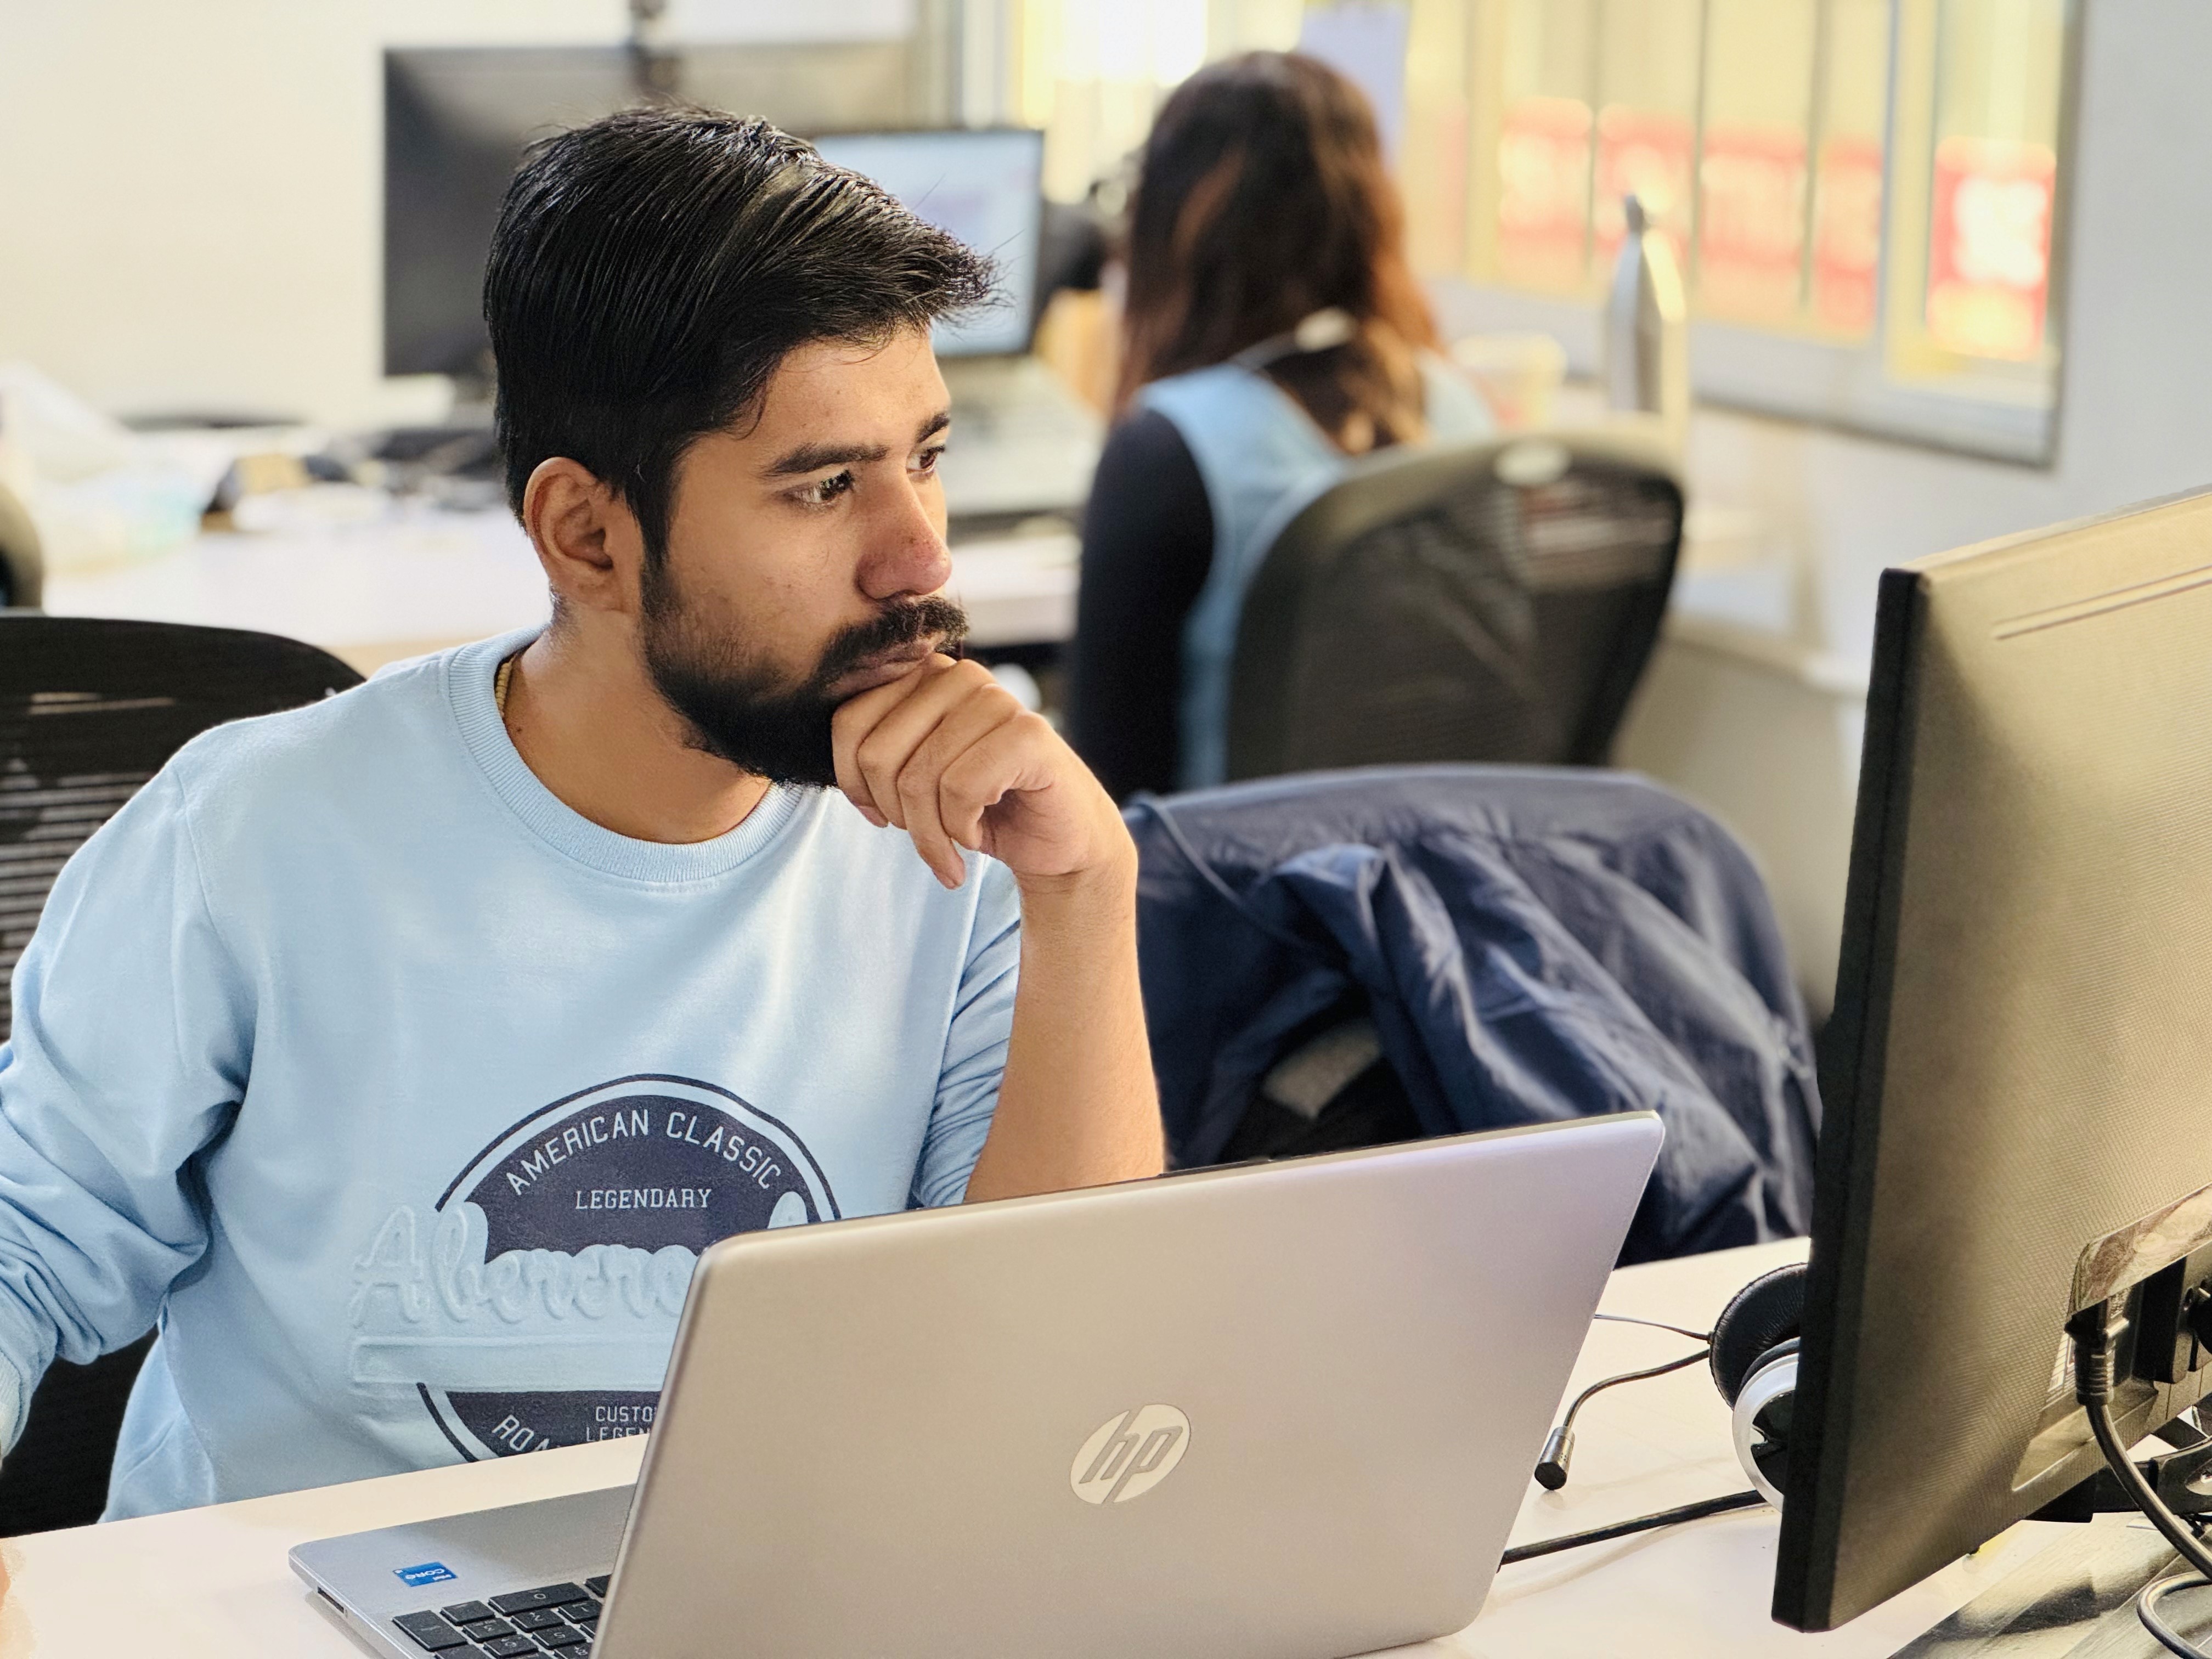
[639,557,970,788]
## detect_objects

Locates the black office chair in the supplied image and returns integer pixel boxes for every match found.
[1224,431,1684,782]
[0,617,362,1533]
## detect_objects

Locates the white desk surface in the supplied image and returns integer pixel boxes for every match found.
[0,1237,2066,1657]
[39,507,1079,676]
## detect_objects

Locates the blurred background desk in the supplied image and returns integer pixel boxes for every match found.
[35,492,1754,680]
[0,1239,2080,1657]
[40,511,1080,678]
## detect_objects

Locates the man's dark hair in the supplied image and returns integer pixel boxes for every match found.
[486,108,991,562]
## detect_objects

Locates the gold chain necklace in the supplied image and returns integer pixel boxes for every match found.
[494,653,517,716]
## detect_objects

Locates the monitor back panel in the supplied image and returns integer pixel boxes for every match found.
[595,1116,1660,1659]
[383,46,938,377]
[1778,488,2212,1628]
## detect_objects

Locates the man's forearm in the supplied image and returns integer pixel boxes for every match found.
[963,853,1164,1203]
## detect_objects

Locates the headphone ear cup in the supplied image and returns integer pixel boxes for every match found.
[1711,1263,1809,1510]
[1731,1340,1799,1509]
[1709,1263,1809,1404]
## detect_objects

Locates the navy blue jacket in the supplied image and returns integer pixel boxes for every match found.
[1128,766,1820,1262]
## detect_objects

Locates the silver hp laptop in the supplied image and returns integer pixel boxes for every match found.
[294,1114,1661,1659]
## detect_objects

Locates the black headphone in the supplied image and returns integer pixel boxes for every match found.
[1707,1262,1807,1508]
[1535,1261,1807,1506]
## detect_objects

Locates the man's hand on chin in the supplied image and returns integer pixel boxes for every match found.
[830,654,1132,895]
[831,652,1161,1198]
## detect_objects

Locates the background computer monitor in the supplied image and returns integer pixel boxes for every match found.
[383,44,939,383]
[1774,487,2212,1629]
[808,129,1044,359]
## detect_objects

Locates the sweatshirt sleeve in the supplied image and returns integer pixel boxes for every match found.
[0,764,253,1448]
[911,857,1021,1209]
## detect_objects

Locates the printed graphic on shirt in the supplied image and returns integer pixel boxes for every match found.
[348,1074,839,1460]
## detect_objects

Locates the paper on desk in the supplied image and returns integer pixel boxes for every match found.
[0,362,236,571]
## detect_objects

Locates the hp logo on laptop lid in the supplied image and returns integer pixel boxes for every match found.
[1070,1405,1190,1505]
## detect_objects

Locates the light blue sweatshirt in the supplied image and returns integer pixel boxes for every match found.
[0,629,1020,1519]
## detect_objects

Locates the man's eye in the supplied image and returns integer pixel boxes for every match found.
[913,444,947,475]
[797,470,856,507]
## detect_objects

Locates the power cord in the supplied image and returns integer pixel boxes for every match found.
[2143,1577,2212,1658]
[1502,1490,1766,1565]
[1593,1313,1714,1342]
[2072,1311,2212,1657]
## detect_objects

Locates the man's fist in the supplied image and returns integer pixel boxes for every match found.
[831,656,1132,891]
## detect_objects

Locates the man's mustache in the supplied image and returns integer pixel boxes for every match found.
[811,596,971,690]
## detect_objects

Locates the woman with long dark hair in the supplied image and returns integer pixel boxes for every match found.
[1068,52,1493,799]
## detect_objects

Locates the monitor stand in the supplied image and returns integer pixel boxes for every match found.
[2030,1415,2212,1525]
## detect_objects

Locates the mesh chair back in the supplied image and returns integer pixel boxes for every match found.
[0,617,361,1534]
[1225,431,1684,782]
[0,618,363,1046]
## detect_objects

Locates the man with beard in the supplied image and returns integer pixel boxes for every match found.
[0,109,1162,1526]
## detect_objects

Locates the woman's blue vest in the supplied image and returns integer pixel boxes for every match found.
[1137,358,1494,791]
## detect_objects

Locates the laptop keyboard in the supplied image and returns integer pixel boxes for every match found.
[392,1578,608,1654]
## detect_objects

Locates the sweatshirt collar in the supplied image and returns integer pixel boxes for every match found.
[444,629,810,883]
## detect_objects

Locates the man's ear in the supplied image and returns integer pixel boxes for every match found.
[521,457,646,619]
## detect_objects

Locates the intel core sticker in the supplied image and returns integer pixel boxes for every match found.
[395,1562,457,1588]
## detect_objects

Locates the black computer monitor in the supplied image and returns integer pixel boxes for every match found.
[383,43,932,382]
[809,129,1045,358]
[1774,487,2212,1629]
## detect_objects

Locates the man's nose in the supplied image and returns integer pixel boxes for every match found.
[860,477,953,601]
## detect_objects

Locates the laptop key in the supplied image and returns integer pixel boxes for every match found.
[583,1577,610,1598]
[462,1618,518,1639]
[560,1602,599,1624]
[509,1606,569,1630]
[490,1582,589,1616]
[532,1629,588,1650]
[392,1611,470,1651]
[439,1601,495,1626]
[479,1637,540,1658]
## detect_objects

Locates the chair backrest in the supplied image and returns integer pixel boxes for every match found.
[1224,430,1684,783]
[0,617,362,1533]
[0,617,364,1047]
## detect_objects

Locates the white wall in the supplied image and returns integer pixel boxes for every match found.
[0,1,630,429]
